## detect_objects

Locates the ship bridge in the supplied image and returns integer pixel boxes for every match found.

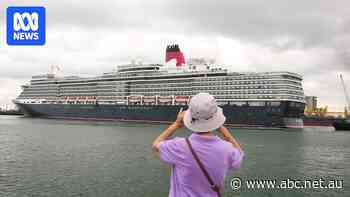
[117,64,162,74]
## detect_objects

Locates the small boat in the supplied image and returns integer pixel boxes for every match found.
[333,119,350,131]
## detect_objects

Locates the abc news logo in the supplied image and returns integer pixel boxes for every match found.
[7,6,46,45]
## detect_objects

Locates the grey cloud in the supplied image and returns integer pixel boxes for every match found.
[1,0,346,48]
[172,0,350,53]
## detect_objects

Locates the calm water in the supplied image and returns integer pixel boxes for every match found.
[0,115,349,197]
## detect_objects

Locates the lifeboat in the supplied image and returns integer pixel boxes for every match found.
[128,96,142,103]
[158,96,173,103]
[175,95,189,103]
[115,96,127,102]
[143,96,157,103]
[87,96,96,100]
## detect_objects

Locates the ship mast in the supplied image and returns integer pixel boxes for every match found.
[340,74,350,111]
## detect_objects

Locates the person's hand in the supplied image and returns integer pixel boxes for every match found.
[174,111,185,128]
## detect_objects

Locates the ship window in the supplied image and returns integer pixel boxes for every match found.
[290,102,296,107]
[230,102,245,106]
[270,102,280,106]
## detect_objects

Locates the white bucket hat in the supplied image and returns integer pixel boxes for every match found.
[183,93,226,132]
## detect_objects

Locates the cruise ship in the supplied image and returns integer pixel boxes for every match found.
[14,45,305,129]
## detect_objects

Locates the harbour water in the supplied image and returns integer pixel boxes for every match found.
[0,115,349,197]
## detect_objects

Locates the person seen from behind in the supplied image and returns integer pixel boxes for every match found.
[152,92,244,197]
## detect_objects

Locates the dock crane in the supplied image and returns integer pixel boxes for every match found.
[333,74,350,130]
[340,74,350,113]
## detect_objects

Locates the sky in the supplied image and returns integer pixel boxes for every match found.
[0,0,349,111]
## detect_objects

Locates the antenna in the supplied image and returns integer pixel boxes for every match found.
[50,65,61,75]
[131,59,136,65]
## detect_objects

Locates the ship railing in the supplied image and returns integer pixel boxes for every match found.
[235,71,303,79]
[52,77,303,91]
[124,95,192,105]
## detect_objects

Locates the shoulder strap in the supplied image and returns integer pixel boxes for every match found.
[186,138,221,197]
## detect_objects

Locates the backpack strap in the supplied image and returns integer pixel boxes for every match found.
[186,138,221,197]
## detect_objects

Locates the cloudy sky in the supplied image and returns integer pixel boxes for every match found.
[0,0,349,111]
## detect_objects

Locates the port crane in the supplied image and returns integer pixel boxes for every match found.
[333,74,350,130]
[340,74,350,112]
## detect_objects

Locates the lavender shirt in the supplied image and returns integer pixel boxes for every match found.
[159,133,244,197]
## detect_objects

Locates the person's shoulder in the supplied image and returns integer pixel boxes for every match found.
[216,137,242,153]
[160,137,186,148]
[216,137,233,147]
[170,136,186,144]
[158,137,187,165]
[172,136,185,142]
